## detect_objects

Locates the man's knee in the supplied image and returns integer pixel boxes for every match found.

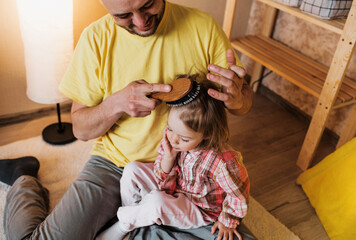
[77,157,121,186]
[4,176,49,240]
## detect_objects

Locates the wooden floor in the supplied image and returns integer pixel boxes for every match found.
[0,91,334,239]
[227,92,333,240]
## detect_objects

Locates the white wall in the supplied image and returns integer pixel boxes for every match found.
[170,0,252,38]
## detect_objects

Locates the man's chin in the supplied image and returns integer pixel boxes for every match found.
[125,15,160,37]
[122,25,156,37]
[134,29,156,37]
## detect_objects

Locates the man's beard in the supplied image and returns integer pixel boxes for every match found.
[124,14,160,37]
[124,0,165,37]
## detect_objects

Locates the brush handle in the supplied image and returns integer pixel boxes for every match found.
[151,78,193,102]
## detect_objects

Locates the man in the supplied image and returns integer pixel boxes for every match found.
[1,0,254,239]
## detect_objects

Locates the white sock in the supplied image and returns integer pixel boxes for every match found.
[95,221,130,240]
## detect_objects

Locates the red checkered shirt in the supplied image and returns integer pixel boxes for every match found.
[154,142,250,229]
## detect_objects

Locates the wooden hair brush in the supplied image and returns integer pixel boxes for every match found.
[150,78,200,107]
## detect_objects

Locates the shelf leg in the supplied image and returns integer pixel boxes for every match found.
[296,5,356,170]
[297,98,334,170]
[250,63,264,92]
[222,0,237,39]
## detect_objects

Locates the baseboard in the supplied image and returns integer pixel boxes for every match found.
[257,84,339,146]
[0,103,71,127]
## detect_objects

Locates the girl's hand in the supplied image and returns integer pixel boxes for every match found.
[162,128,178,160]
[211,221,242,240]
[160,129,178,173]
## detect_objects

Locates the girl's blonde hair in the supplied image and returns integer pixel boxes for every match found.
[175,74,229,153]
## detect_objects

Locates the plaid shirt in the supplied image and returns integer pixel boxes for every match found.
[154,142,250,229]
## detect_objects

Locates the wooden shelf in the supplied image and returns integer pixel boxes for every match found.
[258,0,345,34]
[223,0,356,170]
[231,35,356,106]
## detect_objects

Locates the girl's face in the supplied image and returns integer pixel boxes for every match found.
[166,108,204,152]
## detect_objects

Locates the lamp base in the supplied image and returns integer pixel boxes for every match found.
[42,122,76,145]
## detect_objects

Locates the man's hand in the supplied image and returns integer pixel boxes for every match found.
[207,49,253,115]
[71,80,171,141]
[211,221,242,240]
[115,79,171,117]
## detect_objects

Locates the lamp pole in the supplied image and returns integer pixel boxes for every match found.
[42,103,76,145]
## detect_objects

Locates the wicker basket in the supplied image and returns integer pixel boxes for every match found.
[300,0,352,19]
[274,0,302,7]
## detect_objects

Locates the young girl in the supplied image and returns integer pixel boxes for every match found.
[96,76,250,240]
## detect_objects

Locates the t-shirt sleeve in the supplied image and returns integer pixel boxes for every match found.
[208,17,244,69]
[59,26,104,107]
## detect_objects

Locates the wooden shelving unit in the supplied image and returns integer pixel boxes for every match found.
[222,0,356,170]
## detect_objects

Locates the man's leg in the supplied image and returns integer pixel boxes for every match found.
[129,221,256,240]
[96,161,160,240]
[0,156,39,185]
[4,155,123,240]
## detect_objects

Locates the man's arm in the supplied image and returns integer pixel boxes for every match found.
[207,49,253,116]
[71,80,171,141]
[226,78,253,116]
[71,100,121,141]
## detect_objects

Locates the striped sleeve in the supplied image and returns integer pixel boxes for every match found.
[153,141,178,194]
[215,151,250,228]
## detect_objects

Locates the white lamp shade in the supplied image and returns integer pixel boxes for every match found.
[16,0,73,104]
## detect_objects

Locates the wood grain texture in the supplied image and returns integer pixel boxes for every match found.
[227,92,332,239]
[257,0,345,34]
[222,0,237,38]
[150,78,192,102]
[297,2,356,169]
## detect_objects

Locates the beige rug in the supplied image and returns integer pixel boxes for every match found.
[0,136,300,240]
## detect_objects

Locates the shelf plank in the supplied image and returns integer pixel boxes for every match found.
[250,36,356,100]
[232,35,356,104]
[260,36,356,93]
[257,0,345,34]
[232,38,322,97]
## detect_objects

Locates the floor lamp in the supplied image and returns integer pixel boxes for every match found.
[16,0,76,145]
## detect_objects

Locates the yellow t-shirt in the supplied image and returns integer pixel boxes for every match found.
[59,2,243,167]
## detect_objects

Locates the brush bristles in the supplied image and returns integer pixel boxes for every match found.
[166,81,200,107]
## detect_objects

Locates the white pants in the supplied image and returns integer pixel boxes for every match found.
[119,161,210,231]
